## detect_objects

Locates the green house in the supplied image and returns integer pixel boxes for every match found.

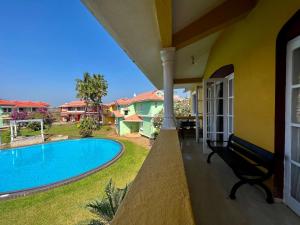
[113,91,164,138]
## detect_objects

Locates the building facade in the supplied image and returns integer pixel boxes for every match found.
[0,100,49,127]
[112,90,164,138]
[83,0,300,223]
[59,100,99,122]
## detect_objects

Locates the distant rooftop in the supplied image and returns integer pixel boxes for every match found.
[0,99,49,108]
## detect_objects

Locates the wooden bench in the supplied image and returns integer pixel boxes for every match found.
[206,134,275,203]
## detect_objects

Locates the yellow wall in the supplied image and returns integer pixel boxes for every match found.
[203,0,300,152]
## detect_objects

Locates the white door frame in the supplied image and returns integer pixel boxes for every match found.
[284,35,300,215]
[203,78,228,153]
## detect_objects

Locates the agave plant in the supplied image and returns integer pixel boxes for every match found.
[85,179,129,225]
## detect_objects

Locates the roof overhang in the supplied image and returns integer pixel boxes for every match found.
[82,0,257,88]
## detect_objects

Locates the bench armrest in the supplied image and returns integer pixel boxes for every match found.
[207,139,228,150]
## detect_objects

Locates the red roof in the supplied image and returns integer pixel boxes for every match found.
[114,90,163,106]
[0,100,15,106]
[131,90,163,103]
[60,100,86,108]
[124,114,143,122]
[0,99,49,107]
[115,98,132,106]
[112,110,124,118]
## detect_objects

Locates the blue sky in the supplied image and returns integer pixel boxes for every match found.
[0,0,183,107]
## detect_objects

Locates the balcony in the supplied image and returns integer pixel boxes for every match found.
[109,130,300,225]
[181,136,300,225]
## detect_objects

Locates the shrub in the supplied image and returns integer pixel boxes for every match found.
[29,108,54,129]
[27,122,43,131]
[85,179,129,225]
[11,110,28,120]
[79,117,97,137]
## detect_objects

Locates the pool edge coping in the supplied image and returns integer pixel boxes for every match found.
[0,138,125,200]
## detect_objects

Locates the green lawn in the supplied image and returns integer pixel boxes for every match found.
[0,124,148,225]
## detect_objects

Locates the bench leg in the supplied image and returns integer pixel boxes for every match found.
[229,180,247,200]
[256,183,274,204]
[207,152,215,164]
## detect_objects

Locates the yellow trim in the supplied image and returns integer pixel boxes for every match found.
[155,0,172,48]
[173,0,257,49]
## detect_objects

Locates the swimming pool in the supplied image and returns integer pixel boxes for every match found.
[0,138,123,197]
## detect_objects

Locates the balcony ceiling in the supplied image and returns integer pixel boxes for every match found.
[83,0,253,89]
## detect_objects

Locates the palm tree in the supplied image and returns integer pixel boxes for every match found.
[75,73,108,123]
[85,179,128,225]
[76,72,91,114]
[89,74,108,124]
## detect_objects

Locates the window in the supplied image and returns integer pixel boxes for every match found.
[227,74,234,135]
[155,102,158,108]
[124,110,129,116]
[192,93,197,115]
[3,108,12,113]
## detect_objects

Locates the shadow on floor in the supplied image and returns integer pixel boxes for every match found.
[181,137,300,225]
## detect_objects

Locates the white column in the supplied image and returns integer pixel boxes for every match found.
[160,47,176,129]
[195,86,200,142]
[41,120,44,141]
[10,122,14,142]
[14,123,17,137]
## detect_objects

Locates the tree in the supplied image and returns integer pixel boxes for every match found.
[76,73,92,113]
[76,73,108,123]
[78,117,97,137]
[174,98,191,117]
[27,108,54,131]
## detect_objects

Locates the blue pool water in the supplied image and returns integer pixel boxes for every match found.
[0,138,122,194]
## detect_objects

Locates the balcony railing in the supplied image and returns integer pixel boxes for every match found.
[111,129,195,225]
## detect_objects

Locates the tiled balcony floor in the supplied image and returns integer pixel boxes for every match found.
[181,137,300,225]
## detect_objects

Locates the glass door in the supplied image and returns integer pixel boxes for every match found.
[285,35,300,215]
[203,78,228,144]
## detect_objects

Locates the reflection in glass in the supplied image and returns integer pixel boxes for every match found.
[292,48,300,85]
[216,82,223,98]
[292,127,300,163]
[216,116,224,132]
[229,79,234,96]
[291,164,300,202]
[229,99,233,115]
[292,88,300,123]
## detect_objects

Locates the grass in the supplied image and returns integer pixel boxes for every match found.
[0,124,148,225]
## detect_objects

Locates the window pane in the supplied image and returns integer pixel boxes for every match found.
[216,99,223,115]
[292,47,300,85]
[292,127,300,163]
[229,79,233,96]
[207,116,213,132]
[216,116,224,132]
[229,99,233,115]
[207,100,214,114]
[206,82,214,98]
[292,88,300,123]
[228,117,233,134]
[216,82,223,98]
[291,164,300,202]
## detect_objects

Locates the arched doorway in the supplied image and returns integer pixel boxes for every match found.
[275,9,300,214]
[203,64,234,151]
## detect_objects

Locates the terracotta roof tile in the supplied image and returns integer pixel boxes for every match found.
[112,110,124,118]
[124,114,143,122]
[114,90,163,106]
[60,100,86,108]
[0,99,49,107]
